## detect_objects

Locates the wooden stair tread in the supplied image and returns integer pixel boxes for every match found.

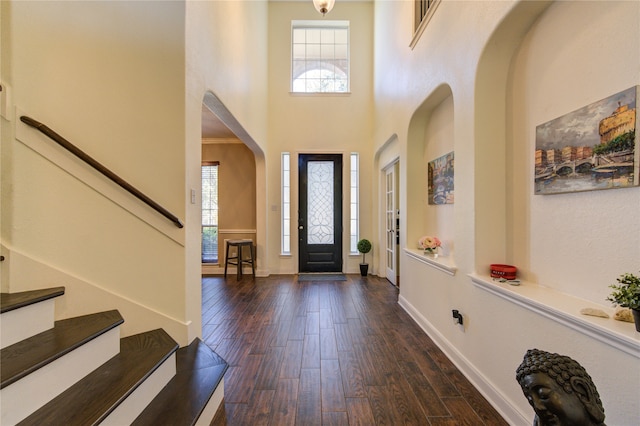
[18,328,179,426]
[0,287,65,313]
[132,338,228,426]
[1,310,124,388]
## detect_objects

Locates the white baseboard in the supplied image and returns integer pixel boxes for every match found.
[201,264,268,278]
[3,245,190,346]
[397,294,528,426]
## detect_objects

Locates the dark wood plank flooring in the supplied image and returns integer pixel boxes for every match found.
[204,274,508,426]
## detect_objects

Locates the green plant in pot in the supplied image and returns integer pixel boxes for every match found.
[606,272,640,332]
[357,239,372,277]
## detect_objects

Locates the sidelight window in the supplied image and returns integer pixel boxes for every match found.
[202,162,219,263]
[350,153,359,254]
[282,153,291,255]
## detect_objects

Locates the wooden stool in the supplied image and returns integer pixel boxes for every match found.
[224,239,255,279]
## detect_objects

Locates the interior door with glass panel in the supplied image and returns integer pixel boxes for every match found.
[299,154,343,273]
[385,162,399,285]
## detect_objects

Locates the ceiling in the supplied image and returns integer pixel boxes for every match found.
[201,104,238,140]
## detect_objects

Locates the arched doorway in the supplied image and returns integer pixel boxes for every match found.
[200,92,267,277]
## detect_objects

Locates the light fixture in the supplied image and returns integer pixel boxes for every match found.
[313,0,335,16]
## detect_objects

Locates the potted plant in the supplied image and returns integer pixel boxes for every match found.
[357,239,372,276]
[606,272,640,332]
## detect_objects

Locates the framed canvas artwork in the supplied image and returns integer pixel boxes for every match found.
[428,151,454,204]
[535,86,638,195]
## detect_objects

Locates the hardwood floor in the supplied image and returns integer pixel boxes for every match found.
[204,274,508,426]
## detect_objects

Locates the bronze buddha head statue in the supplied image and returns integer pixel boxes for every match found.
[516,349,605,426]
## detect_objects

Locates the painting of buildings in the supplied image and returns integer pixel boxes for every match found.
[535,86,638,194]
[428,152,454,204]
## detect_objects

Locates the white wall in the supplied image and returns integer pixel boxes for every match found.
[374,0,639,424]
[408,91,455,257]
[509,0,640,303]
[1,1,191,342]
[185,1,269,337]
[3,1,638,422]
[267,1,374,275]
[1,0,271,345]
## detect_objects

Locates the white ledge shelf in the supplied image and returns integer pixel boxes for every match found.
[470,274,640,359]
[405,248,457,276]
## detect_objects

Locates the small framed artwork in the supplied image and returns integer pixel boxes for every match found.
[428,151,454,204]
[535,86,638,195]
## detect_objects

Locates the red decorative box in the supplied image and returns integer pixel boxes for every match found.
[490,264,517,280]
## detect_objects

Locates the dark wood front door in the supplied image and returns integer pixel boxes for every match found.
[298,154,343,273]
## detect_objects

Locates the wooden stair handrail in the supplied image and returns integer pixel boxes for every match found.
[20,116,184,228]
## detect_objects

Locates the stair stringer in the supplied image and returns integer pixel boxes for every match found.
[2,245,191,346]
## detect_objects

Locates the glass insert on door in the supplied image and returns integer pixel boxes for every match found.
[307,161,334,244]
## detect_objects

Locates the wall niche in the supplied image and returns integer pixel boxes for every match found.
[406,84,455,266]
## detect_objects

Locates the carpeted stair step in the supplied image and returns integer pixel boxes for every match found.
[17,328,179,426]
[132,338,228,426]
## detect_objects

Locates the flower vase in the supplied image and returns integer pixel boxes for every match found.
[424,248,438,259]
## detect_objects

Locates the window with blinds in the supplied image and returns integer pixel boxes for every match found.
[202,162,219,264]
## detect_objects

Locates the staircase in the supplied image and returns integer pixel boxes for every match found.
[0,287,227,425]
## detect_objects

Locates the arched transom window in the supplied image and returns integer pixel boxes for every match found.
[291,20,349,93]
